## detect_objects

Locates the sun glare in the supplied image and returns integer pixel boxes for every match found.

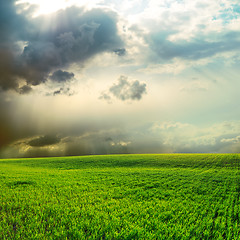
[17,0,101,16]
[18,0,69,15]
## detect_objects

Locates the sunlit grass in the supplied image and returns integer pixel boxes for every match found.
[0,154,239,239]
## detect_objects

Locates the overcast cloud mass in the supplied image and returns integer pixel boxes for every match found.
[0,0,240,157]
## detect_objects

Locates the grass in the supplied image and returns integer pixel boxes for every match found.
[0,154,239,239]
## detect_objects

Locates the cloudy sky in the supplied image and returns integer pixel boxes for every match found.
[0,0,240,158]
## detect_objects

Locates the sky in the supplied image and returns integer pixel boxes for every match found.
[0,0,240,158]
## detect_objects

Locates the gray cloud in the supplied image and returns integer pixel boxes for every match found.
[54,87,74,96]
[0,0,29,43]
[0,125,133,158]
[45,87,74,96]
[53,90,62,96]
[27,135,60,147]
[50,70,74,83]
[2,118,240,158]
[0,49,20,91]
[0,0,29,91]
[18,85,33,95]
[147,30,240,61]
[175,136,240,154]
[113,48,126,56]
[99,92,112,103]
[105,137,113,142]
[0,1,42,91]
[100,75,147,102]
[19,7,123,87]
[0,3,124,92]
[110,76,147,101]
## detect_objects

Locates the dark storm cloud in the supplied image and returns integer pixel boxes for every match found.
[1,117,240,158]
[0,1,41,90]
[53,90,62,96]
[0,0,29,91]
[27,135,60,147]
[18,85,33,94]
[100,76,147,102]
[19,7,123,87]
[105,137,113,142]
[51,87,74,96]
[113,48,126,56]
[0,2,124,92]
[147,30,240,61]
[63,131,132,156]
[50,70,74,83]
[0,0,28,42]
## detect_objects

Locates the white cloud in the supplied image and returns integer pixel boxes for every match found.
[151,121,191,131]
[221,136,240,143]
[111,141,131,146]
[149,120,240,152]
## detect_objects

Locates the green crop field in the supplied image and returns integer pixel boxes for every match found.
[0,154,239,239]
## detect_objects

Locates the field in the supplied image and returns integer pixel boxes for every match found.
[0,154,239,239]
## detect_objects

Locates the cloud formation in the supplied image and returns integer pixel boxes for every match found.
[52,87,74,96]
[100,75,147,102]
[0,2,123,92]
[27,135,60,147]
[2,119,240,158]
[146,30,240,62]
[0,0,28,91]
[50,70,74,83]
[18,85,33,95]
[113,48,126,56]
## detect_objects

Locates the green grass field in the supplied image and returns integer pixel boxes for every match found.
[0,154,239,239]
